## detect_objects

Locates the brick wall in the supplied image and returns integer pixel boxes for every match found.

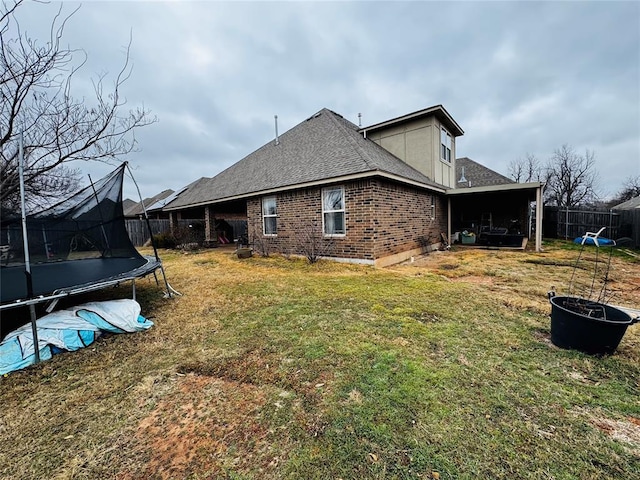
[371,179,447,258]
[247,178,447,261]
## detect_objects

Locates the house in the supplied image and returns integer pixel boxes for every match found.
[455,157,514,189]
[124,189,175,219]
[163,106,543,265]
[612,195,640,248]
[122,198,137,214]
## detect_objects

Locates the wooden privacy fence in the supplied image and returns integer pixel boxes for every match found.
[125,218,210,246]
[125,219,170,246]
[616,209,640,248]
[543,207,620,240]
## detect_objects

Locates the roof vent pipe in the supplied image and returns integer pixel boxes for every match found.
[274,115,279,146]
[458,166,467,184]
[358,113,367,139]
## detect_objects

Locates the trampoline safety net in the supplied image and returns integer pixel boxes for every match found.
[1,164,150,305]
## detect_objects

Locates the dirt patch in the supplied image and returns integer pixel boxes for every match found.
[115,348,336,479]
[118,373,278,479]
[532,329,557,349]
[592,416,640,455]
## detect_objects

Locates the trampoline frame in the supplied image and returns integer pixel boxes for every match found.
[0,255,165,312]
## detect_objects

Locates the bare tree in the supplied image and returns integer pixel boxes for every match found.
[544,144,598,208]
[0,0,156,213]
[609,175,640,207]
[508,153,544,183]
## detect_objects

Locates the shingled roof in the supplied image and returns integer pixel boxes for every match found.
[164,109,445,211]
[455,157,514,189]
[124,189,174,217]
[612,195,640,210]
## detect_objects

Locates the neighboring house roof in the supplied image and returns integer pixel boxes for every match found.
[122,198,137,213]
[361,104,464,137]
[146,187,189,212]
[454,157,514,189]
[124,189,174,217]
[612,195,640,210]
[164,108,446,211]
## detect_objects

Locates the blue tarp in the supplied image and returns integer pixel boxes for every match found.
[0,299,153,375]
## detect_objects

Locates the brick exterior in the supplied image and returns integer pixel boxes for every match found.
[246,178,447,262]
[370,180,447,259]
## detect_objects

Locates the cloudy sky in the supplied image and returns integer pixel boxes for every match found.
[16,0,640,201]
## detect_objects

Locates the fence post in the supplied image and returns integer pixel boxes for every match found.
[609,209,612,237]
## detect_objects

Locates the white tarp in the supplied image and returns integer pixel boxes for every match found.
[0,299,153,375]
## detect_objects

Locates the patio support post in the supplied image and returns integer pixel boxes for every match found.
[447,197,452,246]
[535,185,543,252]
[169,211,177,235]
[204,205,214,243]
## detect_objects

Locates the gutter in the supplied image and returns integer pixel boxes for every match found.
[445,181,544,195]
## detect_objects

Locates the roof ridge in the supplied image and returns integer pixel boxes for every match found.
[163,107,448,211]
[324,110,442,187]
[324,109,378,171]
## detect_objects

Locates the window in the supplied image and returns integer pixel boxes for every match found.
[262,196,277,235]
[322,186,345,236]
[441,128,452,162]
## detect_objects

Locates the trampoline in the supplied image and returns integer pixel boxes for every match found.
[1,256,162,307]
[1,163,171,312]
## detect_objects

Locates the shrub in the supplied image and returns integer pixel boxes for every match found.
[152,233,177,249]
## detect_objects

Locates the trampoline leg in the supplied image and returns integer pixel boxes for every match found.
[46,297,60,313]
[29,304,41,364]
[159,265,182,298]
[132,279,136,302]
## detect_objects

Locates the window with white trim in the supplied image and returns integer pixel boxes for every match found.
[322,186,345,236]
[440,128,452,162]
[262,196,277,235]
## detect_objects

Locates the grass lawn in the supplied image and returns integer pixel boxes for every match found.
[1,241,639,479]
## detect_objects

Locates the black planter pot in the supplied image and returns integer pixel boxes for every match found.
[549,296,636,355]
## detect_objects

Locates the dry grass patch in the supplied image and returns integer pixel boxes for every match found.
[399,242,640,320]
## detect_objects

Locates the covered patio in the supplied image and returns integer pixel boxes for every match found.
[447,182,544,251]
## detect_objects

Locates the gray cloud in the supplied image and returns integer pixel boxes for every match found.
[16,1,640,201]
